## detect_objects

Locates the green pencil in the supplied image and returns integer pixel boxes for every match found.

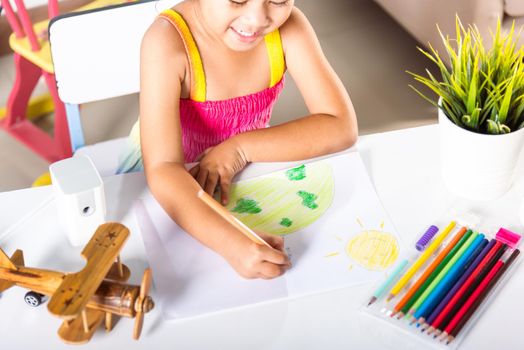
[408,231,479,316]
[398,229,473,317]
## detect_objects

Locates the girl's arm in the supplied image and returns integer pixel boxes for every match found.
[195,7,357,204]
[238,7,358,161]
[140,19,289,279]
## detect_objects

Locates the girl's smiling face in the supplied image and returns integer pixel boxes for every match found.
[196,0,294,51]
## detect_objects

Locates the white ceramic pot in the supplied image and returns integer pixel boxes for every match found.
[439,108,524,200]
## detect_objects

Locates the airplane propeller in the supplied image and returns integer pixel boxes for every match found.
[133,268,154,340]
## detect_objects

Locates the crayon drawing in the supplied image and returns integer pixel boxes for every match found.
[135,152,404,320]
[325,219,400,271]
[227,163,334,235]
[346,228,399,270]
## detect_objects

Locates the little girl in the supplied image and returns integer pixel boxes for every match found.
[118,0,358,279]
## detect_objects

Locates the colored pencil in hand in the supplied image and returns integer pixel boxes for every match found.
[197,189,271,247]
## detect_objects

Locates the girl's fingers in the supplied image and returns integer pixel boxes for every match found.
[204,172,219,196]
[269,236,285,251]
[258,232,285,251]
[189,165,200,178]
[219,174,233,205]
[258,261,288,279]
[196,168,208,189]
[261,246,289,265]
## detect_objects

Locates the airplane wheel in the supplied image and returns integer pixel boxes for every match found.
[24,291,44,307]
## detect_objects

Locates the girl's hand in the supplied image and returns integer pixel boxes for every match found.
[224,231,291,279]
[189,137,249,205]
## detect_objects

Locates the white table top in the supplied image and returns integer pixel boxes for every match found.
[1,124,523,349]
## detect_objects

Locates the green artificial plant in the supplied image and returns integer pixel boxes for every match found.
[409,17,524,134]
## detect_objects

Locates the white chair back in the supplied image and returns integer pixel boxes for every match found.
[50,0,181,104]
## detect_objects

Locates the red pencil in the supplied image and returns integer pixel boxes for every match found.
[429,241,503,332]
[444,249,520,344]
[443,250,508,333]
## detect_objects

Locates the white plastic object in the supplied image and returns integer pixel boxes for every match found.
[49,155,106,246]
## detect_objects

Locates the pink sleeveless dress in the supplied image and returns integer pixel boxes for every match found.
[117,9,285,173]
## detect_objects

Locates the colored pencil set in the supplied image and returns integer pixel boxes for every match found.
[365,221,521,347]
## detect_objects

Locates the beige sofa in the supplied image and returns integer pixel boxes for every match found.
[374,0,524,55]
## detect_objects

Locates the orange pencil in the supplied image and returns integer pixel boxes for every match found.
[392,227,467,316]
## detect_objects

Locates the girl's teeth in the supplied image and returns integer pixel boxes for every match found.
[238,29,255,37]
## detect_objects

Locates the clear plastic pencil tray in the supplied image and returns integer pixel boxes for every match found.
[359,214,522,350]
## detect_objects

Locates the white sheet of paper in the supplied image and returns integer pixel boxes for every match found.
[135,152,403,320]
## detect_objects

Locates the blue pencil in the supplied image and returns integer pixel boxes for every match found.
[412,235,486,322]
[422,239,496,332]
[368,259,409,306]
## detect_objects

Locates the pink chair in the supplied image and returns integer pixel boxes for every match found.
[1,0,72,162]
[0,0,126,163]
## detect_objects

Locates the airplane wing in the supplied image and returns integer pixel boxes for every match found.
[0,250,24,293]
[0,248,17,269]
[0,280,14,293]
[47,222,129,319]
[10,249,24,267]
[57,309,105,344]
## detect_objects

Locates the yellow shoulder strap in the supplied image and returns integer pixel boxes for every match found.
[159,9,206,102]
[264,29,285,87]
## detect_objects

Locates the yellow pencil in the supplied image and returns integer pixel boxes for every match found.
[197,189,271,247]
[386,221,456,301]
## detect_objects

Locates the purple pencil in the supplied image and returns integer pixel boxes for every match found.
[422,239,495,334]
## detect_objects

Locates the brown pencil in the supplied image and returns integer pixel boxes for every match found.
[445,249,520,344]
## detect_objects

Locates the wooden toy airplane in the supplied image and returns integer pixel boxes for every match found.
[0,222,154,344]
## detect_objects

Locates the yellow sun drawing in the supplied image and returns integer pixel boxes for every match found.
[326,219,399,271]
